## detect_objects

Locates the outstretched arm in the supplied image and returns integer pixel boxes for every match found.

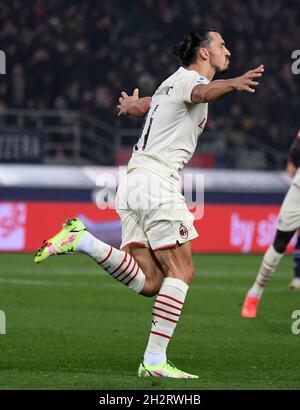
[286,161,297,177]
[191,64,264,103]
[117,88,152,117]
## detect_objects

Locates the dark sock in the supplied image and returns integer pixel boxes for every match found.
[293,234,300,278]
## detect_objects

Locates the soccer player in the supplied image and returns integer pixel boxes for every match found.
[290,230,300,289]
[286,137,300,290]
[242,128,300,318]
[35,28,264,378]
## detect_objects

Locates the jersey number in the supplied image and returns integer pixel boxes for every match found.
[135,104,159,151]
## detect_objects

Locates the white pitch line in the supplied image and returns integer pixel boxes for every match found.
[0,268,278,279]
[0,268,106,276]
[0,278,97,287]
[0,277,288,293]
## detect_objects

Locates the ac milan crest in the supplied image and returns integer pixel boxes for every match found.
[179,224,188,239]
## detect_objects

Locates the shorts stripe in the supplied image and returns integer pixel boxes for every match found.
[124,242,146,247]
[153,243,177,252]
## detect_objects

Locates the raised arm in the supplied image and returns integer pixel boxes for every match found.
[117,88,152,117]
[286,161,297,177]
[191,64,264,103]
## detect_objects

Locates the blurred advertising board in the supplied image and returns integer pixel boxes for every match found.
[0,201,295,253]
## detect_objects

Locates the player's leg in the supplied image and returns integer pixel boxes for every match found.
[114,167,198,377]
[242,179,300,318]
[34,217,164,297]
[139,242,199,378]
[250,229,295,296]
[289,230,300,289]
[241,229,295,318]
[78,232,164,296]
[121,244,165,297]
[134,169,199,378]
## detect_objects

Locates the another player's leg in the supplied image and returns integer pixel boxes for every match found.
[241,229,295,318]
[138,241,198,379]
[289,230,300,290]
[34,218,164,296]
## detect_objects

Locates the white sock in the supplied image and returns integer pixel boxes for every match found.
[144,277,188,366]
[77,231,145,294]
[250,246,284,297]
[143,352,167,366]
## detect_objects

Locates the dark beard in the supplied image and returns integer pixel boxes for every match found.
[219,64,230,73]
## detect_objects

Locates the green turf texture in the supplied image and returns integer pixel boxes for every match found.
[0,253,299,390]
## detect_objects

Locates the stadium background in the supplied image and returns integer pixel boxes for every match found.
[0,0,300,391]
[1,0,299,254]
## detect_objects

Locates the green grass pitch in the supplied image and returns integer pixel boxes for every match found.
[0,253,299,390]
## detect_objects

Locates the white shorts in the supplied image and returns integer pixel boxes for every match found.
[115,167,198,251]
[278,177,300,232]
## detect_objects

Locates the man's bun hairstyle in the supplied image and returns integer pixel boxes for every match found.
[171,28,218,66]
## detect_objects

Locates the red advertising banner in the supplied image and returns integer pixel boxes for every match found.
[191,205,295,253]
[0,201,295,253]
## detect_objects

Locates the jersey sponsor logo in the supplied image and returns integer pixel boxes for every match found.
[197,76,207,83]
[179,223,188,239]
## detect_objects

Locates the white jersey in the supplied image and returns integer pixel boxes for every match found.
[128,67,210,174]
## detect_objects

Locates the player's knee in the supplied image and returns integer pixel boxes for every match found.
[142,288,159,297]
[184,264,196,284]
[164,263,196,285]
[140,269,163,297]
[140,280,160,297]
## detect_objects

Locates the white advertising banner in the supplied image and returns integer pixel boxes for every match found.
[0,202,27,250]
